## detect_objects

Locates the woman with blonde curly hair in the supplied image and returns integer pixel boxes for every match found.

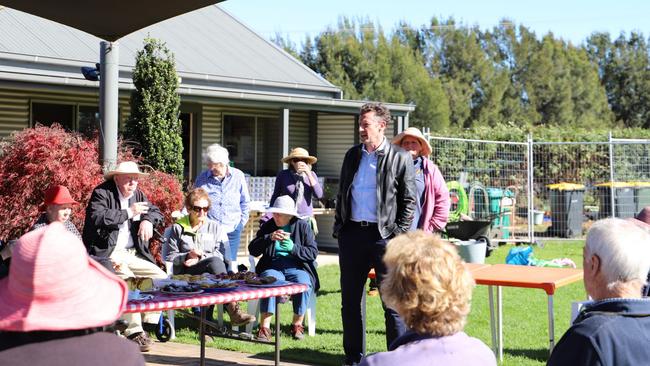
[359,231,495,366]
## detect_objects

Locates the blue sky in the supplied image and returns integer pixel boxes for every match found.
[221,0,649,46]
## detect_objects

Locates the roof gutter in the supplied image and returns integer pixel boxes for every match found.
[0,51,343,96]
[0,72,415,115]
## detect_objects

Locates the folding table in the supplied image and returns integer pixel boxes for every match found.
[468,264,583,361]
[125,283,308,366]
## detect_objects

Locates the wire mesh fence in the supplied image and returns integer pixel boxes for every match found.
[427,133,650,242]
[430,136,529,243]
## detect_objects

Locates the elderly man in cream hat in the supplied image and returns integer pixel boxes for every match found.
[82,161,167,352]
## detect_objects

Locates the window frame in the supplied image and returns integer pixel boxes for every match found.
[221,112,281,176]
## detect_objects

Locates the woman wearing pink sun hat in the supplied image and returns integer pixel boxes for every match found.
[0,223,144,365]
[392,127,450,233]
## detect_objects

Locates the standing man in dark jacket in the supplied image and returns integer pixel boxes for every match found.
[334,102,417,365]
[82,161,167,352]
[547,218,650,366]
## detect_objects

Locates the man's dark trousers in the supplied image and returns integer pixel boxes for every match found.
[338,221,408,364]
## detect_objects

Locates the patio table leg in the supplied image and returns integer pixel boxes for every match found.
[548,295,555,353]
[497,286,503,362]
[488,286,497,355]
[275,297,281,366]
[200,306,206,366]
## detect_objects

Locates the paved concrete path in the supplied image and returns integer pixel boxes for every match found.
[144,341,315,366]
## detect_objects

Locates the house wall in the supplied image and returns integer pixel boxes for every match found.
[198,105,313,174]
[0,89,28,138]
[288,110,310,152]
[316,113,355,178]
[0,87,361,185]
[0,87,139,138]
[0,87,114,138]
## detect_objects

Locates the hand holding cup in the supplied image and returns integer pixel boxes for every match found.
[271,229,286,241]
[130,201,149,215]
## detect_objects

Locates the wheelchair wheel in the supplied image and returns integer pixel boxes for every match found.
[155,318,173,342]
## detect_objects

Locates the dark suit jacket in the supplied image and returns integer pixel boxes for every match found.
[82,180,163,263]
[334,141,416,239]
[248,218,320,292]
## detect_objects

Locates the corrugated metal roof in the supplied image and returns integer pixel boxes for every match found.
[0,5,337,92]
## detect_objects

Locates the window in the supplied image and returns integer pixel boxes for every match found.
[31,101,100,137]
[78,105,100,137]
[223,115,281,176]
[32,102,74,130]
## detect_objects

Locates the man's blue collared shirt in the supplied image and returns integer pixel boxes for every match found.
[350,139,386,223]
[194,167,250,231]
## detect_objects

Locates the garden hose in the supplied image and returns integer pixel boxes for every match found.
[447,181,469,222]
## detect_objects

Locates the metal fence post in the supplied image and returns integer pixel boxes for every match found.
[528,134,534,243]
[608,131,616,218]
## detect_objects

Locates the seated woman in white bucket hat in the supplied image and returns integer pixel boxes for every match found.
[0,223,144,366]
[248,195,320,341]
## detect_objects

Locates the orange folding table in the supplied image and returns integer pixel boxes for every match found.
[467,264,583,362]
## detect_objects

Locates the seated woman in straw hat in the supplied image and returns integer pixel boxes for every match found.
[30,185,81,239]
[359,231,495,366]
[249,195,319,341]
[261,147,323,227]
[392,128,449,233]
[0,223,144,365]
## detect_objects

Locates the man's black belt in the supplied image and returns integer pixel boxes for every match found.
[351,220,377,227]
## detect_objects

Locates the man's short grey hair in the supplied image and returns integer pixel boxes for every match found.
[202,143,229,165]
[585,218,650,288]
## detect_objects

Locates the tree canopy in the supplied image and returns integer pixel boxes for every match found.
[126,37,184,177]
[276,17,650,132]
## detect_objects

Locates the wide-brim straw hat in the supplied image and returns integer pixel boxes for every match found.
[104,161,149,180]
[266,195,299,217]
[0,223,128,332]
[282,147,317,165]
[391,127,432,157]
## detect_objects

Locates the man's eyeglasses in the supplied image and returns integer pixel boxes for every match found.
[191,206,209,212]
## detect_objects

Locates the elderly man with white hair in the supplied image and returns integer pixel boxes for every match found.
[547,218,650,366]
[83,161,167,352]
[194,144,250,271]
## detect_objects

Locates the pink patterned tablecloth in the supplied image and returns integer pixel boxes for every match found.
[124,283,308,313]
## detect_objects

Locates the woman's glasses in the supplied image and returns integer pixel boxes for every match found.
[191,205,209,212]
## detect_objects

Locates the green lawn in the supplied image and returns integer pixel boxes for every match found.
[168,241,586,365]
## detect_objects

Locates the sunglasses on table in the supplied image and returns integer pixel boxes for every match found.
[191,206,209,212]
